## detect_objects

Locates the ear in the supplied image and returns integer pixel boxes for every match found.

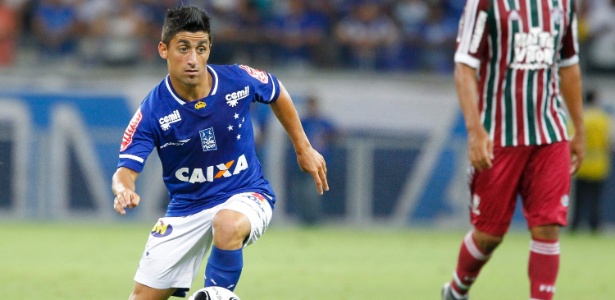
[158,42,168,59]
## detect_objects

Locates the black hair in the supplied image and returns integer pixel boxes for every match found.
[161,5,211,45]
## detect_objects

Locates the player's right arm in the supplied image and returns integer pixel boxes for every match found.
[454,0,493,171]
[112,167,141,215]
[455,63,493,171]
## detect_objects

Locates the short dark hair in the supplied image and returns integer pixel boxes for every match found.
[161,5,211,45]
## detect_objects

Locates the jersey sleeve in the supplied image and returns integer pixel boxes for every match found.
[454,0,491,69]
[237,64,281,104]
[117,107,156,173]
[558,6,580,67]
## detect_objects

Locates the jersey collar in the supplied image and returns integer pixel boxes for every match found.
[164,65,219,105]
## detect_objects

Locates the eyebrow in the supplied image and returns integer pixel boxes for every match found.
[176,39,210,46]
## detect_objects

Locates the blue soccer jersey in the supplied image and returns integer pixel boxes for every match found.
[118,64,280,217]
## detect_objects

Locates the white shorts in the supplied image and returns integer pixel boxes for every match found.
[133,192,273,290]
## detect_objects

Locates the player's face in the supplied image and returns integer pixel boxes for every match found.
[159,31,211,88]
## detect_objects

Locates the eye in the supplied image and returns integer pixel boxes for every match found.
[179,46,188,52]
[197,46,207,53]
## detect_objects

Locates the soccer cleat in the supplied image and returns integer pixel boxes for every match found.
[442,282,469,300]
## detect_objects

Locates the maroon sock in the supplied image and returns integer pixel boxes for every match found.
[449,231,490,298]
[528,238,560,300]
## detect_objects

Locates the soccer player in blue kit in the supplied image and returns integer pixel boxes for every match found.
[111,5,329,300]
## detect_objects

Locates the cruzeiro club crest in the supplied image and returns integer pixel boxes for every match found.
[199,127,217,151]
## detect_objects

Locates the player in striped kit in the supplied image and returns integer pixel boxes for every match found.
[111,5,328,300]
[442,1,584,299]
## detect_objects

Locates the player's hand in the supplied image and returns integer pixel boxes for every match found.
[569,132,585,174]
[467,126,494,171]
[113,188,141,215]
[296,147,329,195]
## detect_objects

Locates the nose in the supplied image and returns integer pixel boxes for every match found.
[187,49,198,65]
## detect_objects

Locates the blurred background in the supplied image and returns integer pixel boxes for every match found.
[0,0,614,232]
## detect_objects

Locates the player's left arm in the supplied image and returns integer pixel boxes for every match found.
[269,81,329,195]
[559,63,585,174]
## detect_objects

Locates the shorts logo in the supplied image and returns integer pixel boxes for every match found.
[239,65,268,84]
[471,194,481,216]
[151,220,173,237]
[121,109,142,151]
[248,192,267,213]
[199,127,217,151]
[561,195,569,207]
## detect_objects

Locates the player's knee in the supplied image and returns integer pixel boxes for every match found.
[473,230,504,254]
[212,209,250,249]
[530,224,560,240]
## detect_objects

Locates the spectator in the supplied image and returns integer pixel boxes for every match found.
[88,0,149,66]
[205,0,273,66]
[585,0,615,72]
[0,0,21,66]
[334,0,402,70]
[289,95,337,225]
[31,0,80,60]
[268,0,329,68]
[570,89,612,234]
[74,0,112,65]
[416,2,457,73]
[393,0,428,70]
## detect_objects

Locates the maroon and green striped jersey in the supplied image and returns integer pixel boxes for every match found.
[455,0,580,147]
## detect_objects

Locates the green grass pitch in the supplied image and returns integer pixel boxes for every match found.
[0,222,613,299]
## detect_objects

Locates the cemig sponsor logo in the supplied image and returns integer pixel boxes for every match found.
[225,86,250,107]
[121,109,142,151]
[512,28,557,70]
[159,109,182,131]
[175,154,249,183]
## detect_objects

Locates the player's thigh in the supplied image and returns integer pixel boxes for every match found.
[130,282,176,300]
[521,141,570,227]
[217,191,273,247]
[135,209,215,290]
[470,146,531,235]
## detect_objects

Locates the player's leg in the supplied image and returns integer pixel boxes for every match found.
[528,225,561,300]
[443,229,502,300]
[131,209,215,300]
[522,141,570,300]
[205,192,273,291]
[204,209,250,291]
[443,146,529,300]
[129,283,176,300]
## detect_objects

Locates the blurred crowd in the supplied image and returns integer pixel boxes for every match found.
[0,0,613,74]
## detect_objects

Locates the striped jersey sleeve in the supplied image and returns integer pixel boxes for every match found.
[455,0,491,69]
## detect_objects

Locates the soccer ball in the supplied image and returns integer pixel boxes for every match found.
[188,287,240,300]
